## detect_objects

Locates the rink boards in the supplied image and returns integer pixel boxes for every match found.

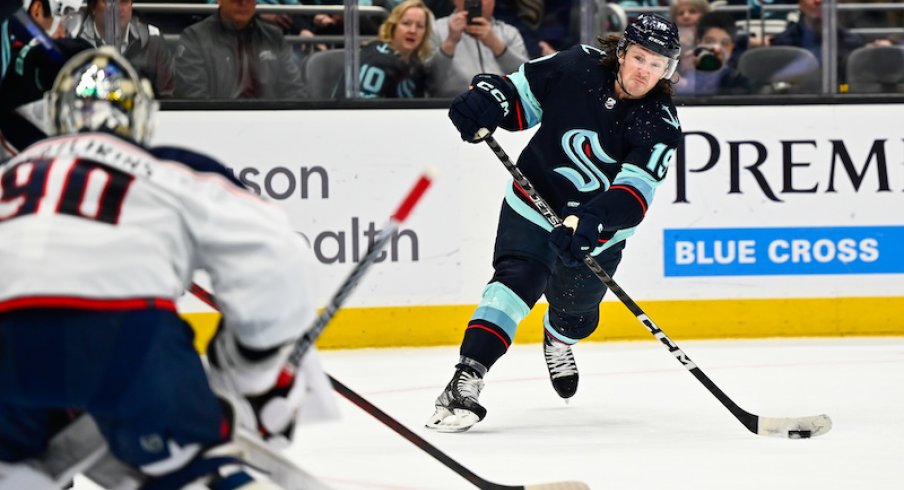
[154,105,904,349]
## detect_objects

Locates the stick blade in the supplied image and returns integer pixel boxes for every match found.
[524,481,591,490]
[757,414,833,439]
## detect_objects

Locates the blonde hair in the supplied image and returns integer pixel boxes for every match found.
[669,0,711,20]
[378,0,433,63]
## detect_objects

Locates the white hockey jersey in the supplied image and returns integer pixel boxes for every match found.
[0,132,316,349]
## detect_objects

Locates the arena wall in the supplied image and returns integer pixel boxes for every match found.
[155,105,904,349]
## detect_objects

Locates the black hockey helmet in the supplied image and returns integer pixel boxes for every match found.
[618,13,681,79]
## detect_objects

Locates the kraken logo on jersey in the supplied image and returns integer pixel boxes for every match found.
[661,104,680,129]
[555,129,615,192]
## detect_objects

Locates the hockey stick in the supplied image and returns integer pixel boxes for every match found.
[193,297,588,490]
[11,8,65,62]
[330,377,589,490]
[195,166,437,368]
[478,130,832,439]
[189,172,588,490]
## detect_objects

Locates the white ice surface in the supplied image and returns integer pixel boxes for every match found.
[73,337,904,489]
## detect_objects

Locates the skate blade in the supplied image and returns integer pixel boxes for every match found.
[425,407,480,433]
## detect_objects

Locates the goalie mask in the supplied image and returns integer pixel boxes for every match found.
[47,47,157,145]
[618,13,681,79]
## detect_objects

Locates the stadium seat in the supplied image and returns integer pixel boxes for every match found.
[302,49,346,99]
[846,45,904,93]
[738,46,820,94]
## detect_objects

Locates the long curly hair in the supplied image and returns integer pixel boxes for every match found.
[377,0,433,63]
[598,34,675,96]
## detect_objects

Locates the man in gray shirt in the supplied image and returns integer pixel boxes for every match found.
[428,0,528,97]
[175,0,306,99]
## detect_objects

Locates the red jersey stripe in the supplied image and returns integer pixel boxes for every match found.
[0,296,177,313]
[609,185,647,214]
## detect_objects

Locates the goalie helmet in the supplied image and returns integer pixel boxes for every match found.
[618,13,681,79]
[47,47,158,145]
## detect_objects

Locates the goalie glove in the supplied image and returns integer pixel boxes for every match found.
[207,327,306,448]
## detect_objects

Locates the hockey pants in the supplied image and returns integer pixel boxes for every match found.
[460,200,623,371]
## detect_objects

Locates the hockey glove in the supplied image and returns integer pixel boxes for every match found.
[207,327,307,448]
[448,74,510,143]
[549,208,605,268]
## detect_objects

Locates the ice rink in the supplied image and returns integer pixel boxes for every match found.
[75,337,904,489]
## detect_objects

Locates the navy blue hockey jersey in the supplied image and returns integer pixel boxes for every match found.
[502,44,682,254]
[353,41,426,99]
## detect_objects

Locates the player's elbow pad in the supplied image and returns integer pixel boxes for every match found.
[586,187,647,230]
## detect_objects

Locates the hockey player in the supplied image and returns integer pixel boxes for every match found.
[338,0,431,98]
[0,47,324,488]
[426,14,682,432]
[1,0,89,157]
[362,0,430,98]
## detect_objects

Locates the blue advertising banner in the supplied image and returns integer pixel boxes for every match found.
[664,226,904,276]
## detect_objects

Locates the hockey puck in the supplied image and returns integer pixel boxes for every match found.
[788,430,812,439]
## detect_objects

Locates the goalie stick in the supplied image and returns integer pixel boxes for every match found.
[189,171,589,490]
[330,376,589,490]
[477,130,832,439]
[196,166,437,369]
[194,291,589,490]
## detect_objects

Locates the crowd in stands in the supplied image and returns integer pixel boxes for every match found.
[21,0,904,99]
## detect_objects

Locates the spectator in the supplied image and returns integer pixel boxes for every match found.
[205,0,315,41]
[492,0,577,58]
[427,0,528,97]
[70,0,175,98]
[669,0,710,78]
[670,0,709,29]
[133,0,206,35]
[174,0,307,99]
[770,0,866,83]
[676,11,752,95]
[338,0,432,98]
[840,0,902,45]
[1,0,87,158]
[228,0,304,34]
[22,0,72,38]
[425,0,455,18]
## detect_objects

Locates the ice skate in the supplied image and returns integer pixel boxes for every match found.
[426,366,487,433]
[544,333,579,399]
